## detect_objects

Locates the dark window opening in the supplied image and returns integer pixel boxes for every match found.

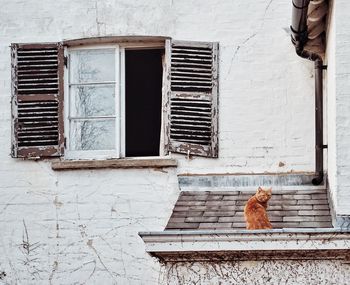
[125,49,164,157]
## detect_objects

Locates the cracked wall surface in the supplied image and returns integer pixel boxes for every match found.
[0,0,317,174]
[161,260,350,285]
[0,0,339,284]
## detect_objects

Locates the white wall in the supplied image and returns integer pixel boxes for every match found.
[330,0,350,216]
[0,0,320,283]
[0,0,316,174]
[326,0,337,213]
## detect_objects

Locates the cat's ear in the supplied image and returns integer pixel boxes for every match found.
[268,187,272,193]
[258,186,263,192]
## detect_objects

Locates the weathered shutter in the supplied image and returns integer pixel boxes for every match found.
[165,40,218,157]
[11,43,64,159]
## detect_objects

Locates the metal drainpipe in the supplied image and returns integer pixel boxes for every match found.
[291,0,325,185]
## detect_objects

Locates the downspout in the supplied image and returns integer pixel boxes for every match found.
[291,0,325,185]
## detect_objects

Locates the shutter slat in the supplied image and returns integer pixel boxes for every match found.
[172,75,212,81]
[166,40,218,157]
[11,43,64,159]
[171,66,212,72]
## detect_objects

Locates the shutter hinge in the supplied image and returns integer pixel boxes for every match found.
[64,56,68,67]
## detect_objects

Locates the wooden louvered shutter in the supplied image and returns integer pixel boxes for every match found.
[165,40,219,157]
[11,43,64,159]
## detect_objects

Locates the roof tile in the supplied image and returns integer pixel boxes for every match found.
[165,189,333,231]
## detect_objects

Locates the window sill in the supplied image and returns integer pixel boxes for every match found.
[51,157,177,171]
[139,228,350,261]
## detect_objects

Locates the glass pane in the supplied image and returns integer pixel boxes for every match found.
[70,85,115,117]
[70,119,116,150]
[70,49,115,83]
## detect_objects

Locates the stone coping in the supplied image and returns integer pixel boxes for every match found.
[51,157,177,170]
[139,228,350,261]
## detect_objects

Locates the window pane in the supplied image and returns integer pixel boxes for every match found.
[70,119,116,150]
[70,49,115,83]
[70,85,115,117]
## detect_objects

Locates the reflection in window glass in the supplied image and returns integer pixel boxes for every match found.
[70,119,115,150]
[70,49,115,83]
[68,48,118,155]
[70,85,115,117]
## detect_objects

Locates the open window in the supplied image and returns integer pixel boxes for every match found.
[11,37,219,161]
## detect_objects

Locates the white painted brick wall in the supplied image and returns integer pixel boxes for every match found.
[328,0,350,215]
[0,0,332,283]
[326,0,337,212]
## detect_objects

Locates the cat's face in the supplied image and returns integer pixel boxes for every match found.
[256,186,272,202]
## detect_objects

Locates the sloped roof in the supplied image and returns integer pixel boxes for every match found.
[165,188,332,230]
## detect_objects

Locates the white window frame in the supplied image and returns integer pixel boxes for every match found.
[64,44,123,160]
[64,42,167,160]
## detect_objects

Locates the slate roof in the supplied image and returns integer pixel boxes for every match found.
[165,188,332,230]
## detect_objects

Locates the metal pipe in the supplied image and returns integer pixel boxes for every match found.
[313,59,324,185]
[290,0,325,185]
[291,0,310,49]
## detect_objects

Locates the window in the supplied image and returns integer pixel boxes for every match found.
[10,37,219,161]
[66,46,120,159]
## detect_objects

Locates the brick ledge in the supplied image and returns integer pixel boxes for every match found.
[51,157,177,170]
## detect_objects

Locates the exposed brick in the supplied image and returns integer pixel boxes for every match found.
[268,205,283,210]
[281,205,313,210]
[218,206,236,211]
[269,200,298,205]
[282,194,311,200]
[187,206,207,211]
[203,211,236,217]
[272,222,300,228]
[235,206,246,211]
[298,210,330,216]
[313,204,330,210]
[277,190,327,195]
[181,191,210,196]
[204,206,221,211]
[207,191,239,195]
[314,216,332,222]
[269,216,283,222]
[204,201,228,207]
[173,206,190,212]
[311,194,328,199]
[185,216,218,223]
[178,195,208,201]
[231,195,253,201]
[231,223,246,228]
[176,201,206,206]
[207,195,224,201]
[223,196,241,201]
[172,211,204,217]
[166,222,200,229]
[206,200,235,206]
[268,210,298,216]
[283,216,315,222]
[218,216,244,223]
[297,199,329,205]
[167,189,332,231]
[198,222,232,229]
[298,222,332,228]
[167,217,186,223]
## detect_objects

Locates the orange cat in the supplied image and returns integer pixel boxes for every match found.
[244,187,272,230]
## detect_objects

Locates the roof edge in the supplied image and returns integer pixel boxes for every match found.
[139,229,350,261]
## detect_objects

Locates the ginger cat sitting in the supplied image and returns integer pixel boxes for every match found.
[244,187,272,230]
